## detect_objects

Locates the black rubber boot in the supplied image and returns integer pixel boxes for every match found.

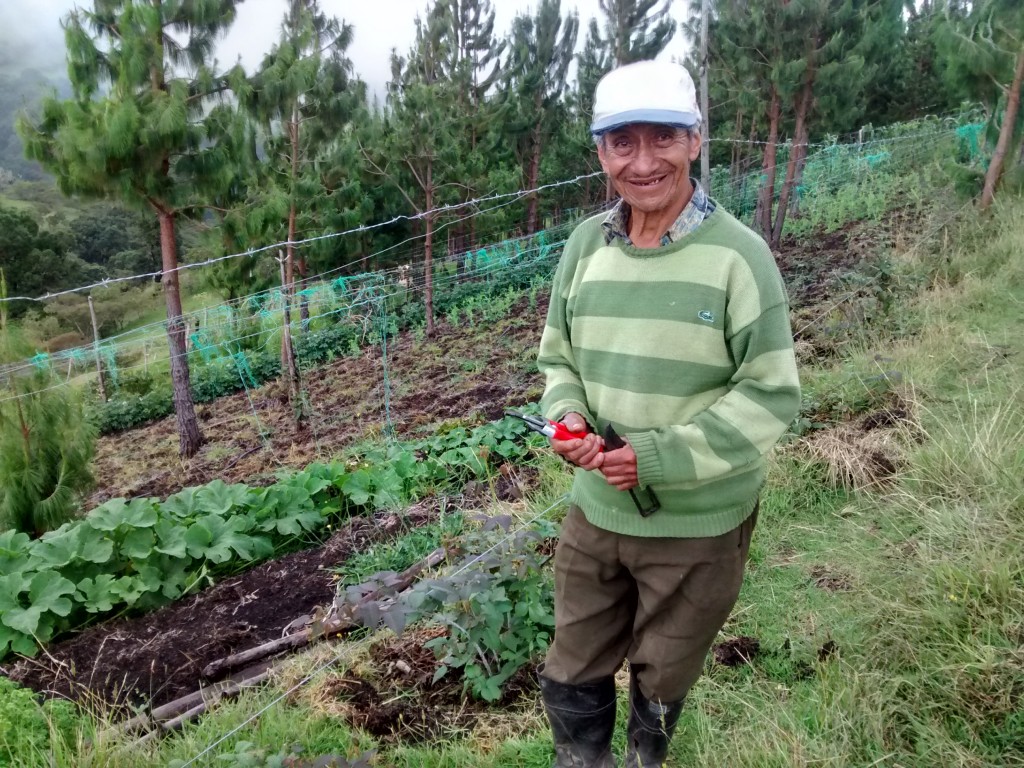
[624,671,684,768]
[539,671,618,768]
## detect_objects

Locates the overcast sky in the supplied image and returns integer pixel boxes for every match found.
[3,0,691,98]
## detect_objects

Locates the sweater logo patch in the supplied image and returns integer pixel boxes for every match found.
[698,310,715,324]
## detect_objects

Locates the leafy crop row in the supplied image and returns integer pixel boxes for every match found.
[0,415,542,660]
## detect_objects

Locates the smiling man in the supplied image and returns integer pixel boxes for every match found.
[536,61,802,768]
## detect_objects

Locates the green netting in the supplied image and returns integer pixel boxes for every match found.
[100,344,119,390]
[956,123,985,162]
[190,330,220,363]
[232,350,258,389]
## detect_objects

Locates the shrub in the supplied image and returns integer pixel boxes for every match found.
[0,677,83,766]
[0,369,96,537]
[401,518,556,701]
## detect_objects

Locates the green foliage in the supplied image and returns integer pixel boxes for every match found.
[335,513,464,586]
[0,204,98,315]
[404,519,556,702]
[89,240,563,434]
[0,678,84,768]
[68,203,160,269]
[0,412,540,659]
[0,364,96,537]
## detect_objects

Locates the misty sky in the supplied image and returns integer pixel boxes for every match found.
[1,0,691,98]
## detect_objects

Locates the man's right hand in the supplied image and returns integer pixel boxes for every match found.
[550,412,604,470]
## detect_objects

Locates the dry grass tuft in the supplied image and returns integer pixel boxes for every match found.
[802,423,904,491]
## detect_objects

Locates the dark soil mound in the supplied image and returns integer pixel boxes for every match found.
[4,516,389,710]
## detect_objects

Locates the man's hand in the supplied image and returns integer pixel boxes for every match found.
[550,412,604,470]
[600,441,639,491]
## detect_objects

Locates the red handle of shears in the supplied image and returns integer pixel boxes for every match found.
[544,420,591,442]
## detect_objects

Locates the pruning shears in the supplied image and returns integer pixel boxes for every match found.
[505,411,590,442]
[505,411,661,517]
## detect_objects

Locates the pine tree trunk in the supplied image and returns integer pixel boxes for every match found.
[981,50,1024,210]
[789,140,809,216]
[424,161,435,337]
[755,88,781,239]
[771,76,813,248]
[730,110,744,182]
[278,252,302,418]
[158,210,203,458]
[526,122,543,234]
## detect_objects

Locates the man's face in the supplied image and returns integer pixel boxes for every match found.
[596,123,701,218]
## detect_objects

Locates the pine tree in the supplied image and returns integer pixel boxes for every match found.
[598,0,676,66]
[248,0,362,316]
[0,271,95,538]
[245,0,363,409]
[436,0,507,253]
[575,19,611,121]
[939,0,1024,208]
[505,0,579,233]
[17,0,249,458]
[711,0,868,246]
[367,8,462,336]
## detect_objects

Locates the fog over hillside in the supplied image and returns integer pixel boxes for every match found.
[0,2,70,181]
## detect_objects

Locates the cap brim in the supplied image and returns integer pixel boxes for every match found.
[591,109,700,135]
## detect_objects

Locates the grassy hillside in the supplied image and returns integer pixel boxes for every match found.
[3,192,1022,766]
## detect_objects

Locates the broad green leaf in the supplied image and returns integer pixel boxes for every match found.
[77,574,118,613]
[28,571,76,617]
[162,487,200,519]
[0,572,31,616]
[31,529,80,568]
[87,498,158,532]
[2,572,75,635]
[0,530,32,571]
[0,624,38,658]
[390,451,419,481]
[261,508,322,536]
[289,472,330,496]
[195,479,252,516]
[134,565,168,595]
[185,515,268,564]
[108,576,146,607]
[157,559,193,600]
[153,519,188,558]
[76,526,115,564]
[339,470,373,506]
[121,528,156,560]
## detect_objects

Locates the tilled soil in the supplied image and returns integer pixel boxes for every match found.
[88,297,546,506]
[3,513,402,710]
[328,629,538,744]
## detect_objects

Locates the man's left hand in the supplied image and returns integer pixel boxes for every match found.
[600,442,639,491]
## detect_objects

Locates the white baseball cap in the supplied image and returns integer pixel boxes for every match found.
[591,60,701,135]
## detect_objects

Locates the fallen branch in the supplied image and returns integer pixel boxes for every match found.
[201,545,449,680]
[223,445,262,471]
[159,669,270,733]
[100,661,273,741]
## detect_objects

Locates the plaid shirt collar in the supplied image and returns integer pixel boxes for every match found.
[601,179,714,246]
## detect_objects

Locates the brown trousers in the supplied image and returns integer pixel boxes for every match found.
[543,503,757,703]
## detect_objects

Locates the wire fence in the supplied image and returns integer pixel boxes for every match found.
[0,116,984,422]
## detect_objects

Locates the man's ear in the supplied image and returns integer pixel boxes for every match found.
[596,138,611,175]
[688,131,702,162]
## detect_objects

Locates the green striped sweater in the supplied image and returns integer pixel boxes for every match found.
[538,205,801,538]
